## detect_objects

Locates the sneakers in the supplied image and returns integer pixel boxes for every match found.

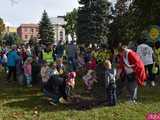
[133,100,137,104]
[151,81,155,87]
[144,81,147,86]
[49,101,57,106]
[144,81,155,87]
[127,100,137,105]
[59,97,68,104]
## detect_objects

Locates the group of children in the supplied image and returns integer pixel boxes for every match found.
[39,54,117,106]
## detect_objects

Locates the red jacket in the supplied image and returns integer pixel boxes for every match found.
[86,58,97,70]
[119,49,147,86]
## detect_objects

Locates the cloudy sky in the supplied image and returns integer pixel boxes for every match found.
[0,0,116,27]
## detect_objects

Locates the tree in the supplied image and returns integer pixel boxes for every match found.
[29,36,37,45]
[77,0,91,44]
[64,8,78,41]
[130,0,160,28]
[115,0,128,16]
[108,0,135,46]
[77,0,110,45]
[108,0,160,46]
[3,33,20,45]
[0,18,5,43]
[39,10,54,44]
[96,0,110,45]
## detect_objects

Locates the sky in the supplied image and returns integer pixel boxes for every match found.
[0,0,116,27]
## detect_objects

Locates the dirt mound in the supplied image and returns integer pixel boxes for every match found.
[67,95,106,110]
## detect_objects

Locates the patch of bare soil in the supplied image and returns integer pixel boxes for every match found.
[67,95,106,110]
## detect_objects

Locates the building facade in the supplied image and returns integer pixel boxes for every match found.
[17,17,65,44]
[17,24,39,43]
[50,16,66,44]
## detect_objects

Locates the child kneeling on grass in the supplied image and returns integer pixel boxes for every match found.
[41,61,60,105]
[104,60,117,106]
[41,61,76,105]
[43,74,67,105]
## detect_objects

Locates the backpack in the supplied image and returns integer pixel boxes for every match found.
[105,69,116,87]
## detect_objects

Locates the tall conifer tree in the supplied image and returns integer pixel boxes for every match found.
[39,10,54,44]
[77,0,110,45]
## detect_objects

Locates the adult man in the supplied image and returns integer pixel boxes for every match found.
[137,40,155,86]
[55,40,64,59]
[66,41,77,71]
[42,44,54,64]
[7,45,19,81]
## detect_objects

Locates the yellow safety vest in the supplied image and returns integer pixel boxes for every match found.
[155,48,160,64]
[43,51,53,63]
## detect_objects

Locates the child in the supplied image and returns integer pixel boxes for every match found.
[84,48,91,64]
[83,56,97,91]
[0,53,3,72]
[57,58,65,75]
[2,51,8,73]
[77,54,85,68]
[41,61,49,87]
[32,58,41,85]
[48,62,59,77]
[104,60,117,106]
[65,72,76,97]
[41,61,66,105]
[23,57,32,87]
[16,53,24,85]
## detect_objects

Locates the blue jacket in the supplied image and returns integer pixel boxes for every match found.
[7,50,19,67]
[0,56,2,64]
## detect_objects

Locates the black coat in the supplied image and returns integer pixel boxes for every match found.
[44,75,66,98]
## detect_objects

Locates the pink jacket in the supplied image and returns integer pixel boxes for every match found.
[23,63,32,75]
[66,72,76,88]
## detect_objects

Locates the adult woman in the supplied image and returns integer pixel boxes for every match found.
[118,45,146,103]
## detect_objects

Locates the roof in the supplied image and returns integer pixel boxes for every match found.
[50,17,65,25]
[19,24,39,28]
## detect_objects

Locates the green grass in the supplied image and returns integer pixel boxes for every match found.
[0,72,160,120]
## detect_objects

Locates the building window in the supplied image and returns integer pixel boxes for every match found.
[30,35,34,39]
[25,35,28,39]
[60,31,63,40]
[31,28,34,33]
[60,31,63,36]
[24,28,28,32]
[60,37,63,40]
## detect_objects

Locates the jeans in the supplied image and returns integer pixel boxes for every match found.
[145,64,155,82]
[25,74,32,86]
[65,85,72,97]
[43,89,60,104]
[68,57,77,71]
[126,73,138,101]
[7,66,16,81]
[3,63,8,73]
[106,84,117,106]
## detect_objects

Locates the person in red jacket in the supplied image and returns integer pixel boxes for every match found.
[118,45,146,103]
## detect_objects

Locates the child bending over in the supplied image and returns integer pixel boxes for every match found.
[83,56,97,91]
